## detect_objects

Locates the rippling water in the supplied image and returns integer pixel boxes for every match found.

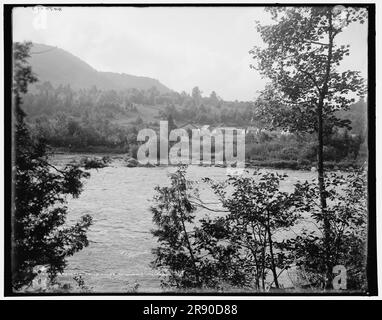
[52,154,317,292]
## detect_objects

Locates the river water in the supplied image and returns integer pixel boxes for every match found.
[51,154,318,292]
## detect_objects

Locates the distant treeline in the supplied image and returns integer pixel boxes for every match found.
[24,82,256,125]
[22,82,259,153]
[22,81,367,167]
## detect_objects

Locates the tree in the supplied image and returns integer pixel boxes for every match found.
[202,171,306,290]
[12,41,93,290]
[250,6,366,287]
[209,91,220,106]
[191,86,202,102]
[282,168,368,290]
[209,91,218,101]
[151,166,202,288]
[151,167,308,291]
[167,113,177,132]
[151,166,257,290]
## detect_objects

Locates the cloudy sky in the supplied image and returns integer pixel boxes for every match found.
[13,6,368,101]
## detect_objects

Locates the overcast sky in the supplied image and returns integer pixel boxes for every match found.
[13,6,368,101]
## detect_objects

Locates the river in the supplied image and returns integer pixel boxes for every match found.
[51,154,318,292]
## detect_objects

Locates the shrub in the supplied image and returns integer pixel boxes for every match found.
[151,167,308,290]
[283,168,368,290]
[278,146,301,160]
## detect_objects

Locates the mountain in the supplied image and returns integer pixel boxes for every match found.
[28,43,171,93]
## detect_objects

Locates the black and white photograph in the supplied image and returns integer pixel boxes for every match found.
[2,2,377,298]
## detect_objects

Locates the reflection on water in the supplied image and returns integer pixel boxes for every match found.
[52,154,316,292]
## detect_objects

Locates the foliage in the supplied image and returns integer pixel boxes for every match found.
[151,165,368,292]
[150,166,204,288]
[151,167,309,290]
[13,41,93,290]
[250,6,367,287]
[281,168,368,290]
[250,6,366,134]
[151,166,257,289]
[201,171,308,290]
[245,129,365,165]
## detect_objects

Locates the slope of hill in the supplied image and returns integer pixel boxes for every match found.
[337,99,368,136]
[28,43,171,93]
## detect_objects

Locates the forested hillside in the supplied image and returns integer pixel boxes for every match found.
[22,43,368,168]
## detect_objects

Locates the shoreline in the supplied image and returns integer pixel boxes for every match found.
[50,151,366,172]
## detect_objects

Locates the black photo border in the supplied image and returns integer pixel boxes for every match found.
[3,2,377,297]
